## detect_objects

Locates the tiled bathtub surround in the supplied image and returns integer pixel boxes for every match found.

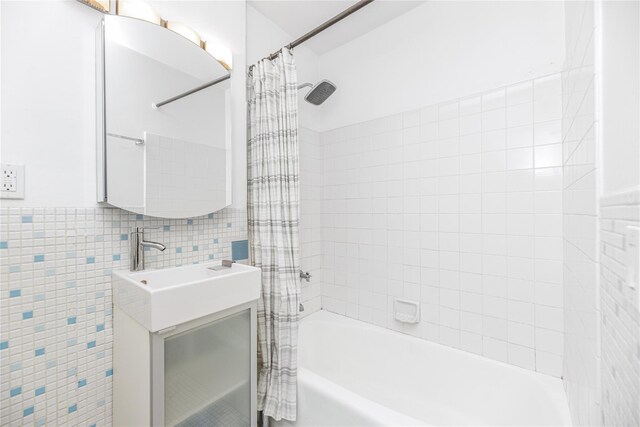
[319,73,564,375]
[299,127,323,316]
[561,1,600,424]
[0,207,247,426]
[600,190,640,426]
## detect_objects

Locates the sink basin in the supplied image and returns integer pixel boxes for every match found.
[112,262,261,332]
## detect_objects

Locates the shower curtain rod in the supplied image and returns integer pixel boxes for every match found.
[267,0,374,60]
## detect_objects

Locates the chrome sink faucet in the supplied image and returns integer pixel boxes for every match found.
[130,227,166,271]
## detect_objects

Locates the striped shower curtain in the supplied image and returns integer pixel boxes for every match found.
[247,48,300,422]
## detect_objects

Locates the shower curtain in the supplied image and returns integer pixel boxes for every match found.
[247,48,300,422]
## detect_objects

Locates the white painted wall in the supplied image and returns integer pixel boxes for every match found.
[0,0,246,209]
[315,0,565,132]
[246,5,320,131]
[1,1,99,207]
[601,0,640,194]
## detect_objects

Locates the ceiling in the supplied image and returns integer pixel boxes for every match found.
[248,0,426,54]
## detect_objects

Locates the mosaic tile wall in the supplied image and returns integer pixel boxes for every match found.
[0,206,247,426]
[600,189,640,426]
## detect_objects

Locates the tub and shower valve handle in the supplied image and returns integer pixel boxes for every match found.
[299,270,312,282]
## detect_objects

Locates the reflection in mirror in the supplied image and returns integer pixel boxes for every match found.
[97,15,232,218]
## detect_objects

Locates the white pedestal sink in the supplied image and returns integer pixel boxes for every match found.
[113,261,261,332]
[112,261,261,426]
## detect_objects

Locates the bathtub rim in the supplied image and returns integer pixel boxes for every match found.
[298,309,572,426]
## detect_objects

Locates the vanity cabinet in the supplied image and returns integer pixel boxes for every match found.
[113,303,256,427]
[111,260,260,426]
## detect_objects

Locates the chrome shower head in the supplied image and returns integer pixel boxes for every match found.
[298,80,336,105]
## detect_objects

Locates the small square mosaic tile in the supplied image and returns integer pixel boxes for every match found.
[0,206,247,426]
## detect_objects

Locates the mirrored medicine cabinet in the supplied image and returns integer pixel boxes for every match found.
[96,14,232,218]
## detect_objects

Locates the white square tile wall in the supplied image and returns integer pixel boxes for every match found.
[561,1,601,425]
[0,207,247,426]
[318,73,564,375]
[299,127,323,316]
[600,190,640,426]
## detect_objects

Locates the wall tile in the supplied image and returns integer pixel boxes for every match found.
[320,73,564,375]
[599,190,640,426]
[561,3,601,424]
[0,206,247,426]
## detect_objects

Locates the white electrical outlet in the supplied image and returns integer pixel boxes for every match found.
[1,164,25,199]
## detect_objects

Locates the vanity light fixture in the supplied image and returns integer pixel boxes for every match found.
[79,0,233,69]
[204,40,233,70]
[78,0,110,13]
[116,0,161,25]
[165,21,202,46]
[112,0,232,70]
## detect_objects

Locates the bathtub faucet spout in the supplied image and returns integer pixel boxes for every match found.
[300,270,312,282]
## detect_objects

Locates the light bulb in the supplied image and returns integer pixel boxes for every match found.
[117,0,161,25]
[165,21,201,46]
[205,39,233,70]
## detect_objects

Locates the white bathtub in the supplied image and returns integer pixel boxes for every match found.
[274,310,571,426]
